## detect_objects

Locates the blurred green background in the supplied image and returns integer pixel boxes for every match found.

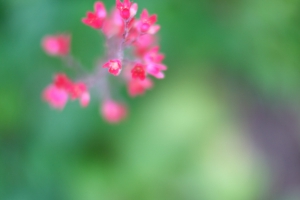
[1,0,300,199]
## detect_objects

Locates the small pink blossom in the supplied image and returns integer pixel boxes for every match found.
[144,46,165,63]
[69,82,88,100]
[102,8,124,37]
[128,78,153,97]
[43,84,69,110]
[82,1,107,29]
[134,34,156,56]
[54,73,73,91]
[47,74,91,107]
[131,63,146,80]
[42,34,70,56]
[101,100,127,123]
[146,63,167,79]
[137,9,159,34]
[69,82,90,107]
[80,92,90,107]
[125,26,139,44]
[103,59,122,76]
[116,0,137,20]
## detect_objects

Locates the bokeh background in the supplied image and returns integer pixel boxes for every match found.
[1,0,300,199]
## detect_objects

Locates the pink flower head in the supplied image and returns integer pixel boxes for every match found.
[146,63,167,79]
[144,46,165,63]
[42,34,70,56]
[138,9,159,34]
[101,100,127,123]
[103,59,122,76]
[82,1,107,29]
[42,1,167,121]
[43,84,69,110]
[131,63,146,80]
[116,0,137,20]
[128,78,153,97]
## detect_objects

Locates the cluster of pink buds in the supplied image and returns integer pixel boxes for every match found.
[41,0,167,123]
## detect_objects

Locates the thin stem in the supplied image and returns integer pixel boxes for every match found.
[62,55,87,75]
[118,20,131,60]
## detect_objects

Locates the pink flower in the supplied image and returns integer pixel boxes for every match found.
[116,0,137,20]
[43,84,69,110]
[54,73,73,91]
[143,47,166,79]
[52,73,91,107]
[134,34,156,56]
[101,100,127,123]
[131,63,146,80]
[137,9,159,34]
[146,63,167,79]
[102,8,124,37]
[82,1,107,29]
[103,59,122,76]
[125,26,139,44]
[144,46,165,63]
[128,78,153,97]
[69,82,88,100]
[42,34,70,56]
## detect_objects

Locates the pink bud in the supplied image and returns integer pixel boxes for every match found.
[102,8,124,37]
[144,46,165,63]
[43,85,69,110]
[128,78,153,97]
[42,34,70,56]
[80,92,90,107]
[82,2,107,29]
[94,1,107,18]
[146,63,167,79]
[103,59,122,76]
[133,34,156,56]
[69,82,88,99]
[54,73,73,91]
[101,100,127,123]
[82,12,104,29]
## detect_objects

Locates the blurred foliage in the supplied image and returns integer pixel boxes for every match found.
[1,0,300,199]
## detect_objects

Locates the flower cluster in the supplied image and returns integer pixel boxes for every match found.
[42,0,167,123]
